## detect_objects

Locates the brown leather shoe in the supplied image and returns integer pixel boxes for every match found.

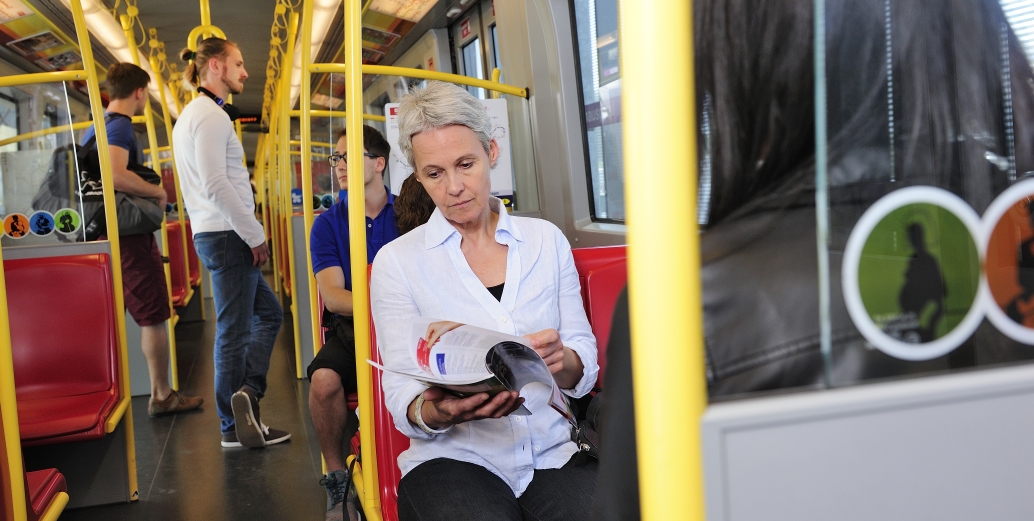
[148,390,204,417]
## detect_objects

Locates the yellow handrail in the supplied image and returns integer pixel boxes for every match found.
[290,139,335,148]
[620,0,705,519]
[69,0,139,502]
[186,24,226,49]
[142,146,171,154]
[0,121,91,148]
[0,71,87,88]
[341,0,381,516]
[38,491,68,521]
[299,0,322,402]
[280,11,304,377]
[0,229,27,521]
[310,63,529,99]
[288,109,387,123]
[123,13,182,392]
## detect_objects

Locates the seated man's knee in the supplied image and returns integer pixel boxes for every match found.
[309,368,344,403]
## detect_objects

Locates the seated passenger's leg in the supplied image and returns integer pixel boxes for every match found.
[397,459,522,521]
[309,367,348,470]
[519,456,597,521]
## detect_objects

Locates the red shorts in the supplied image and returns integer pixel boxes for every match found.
[120,234,171,326]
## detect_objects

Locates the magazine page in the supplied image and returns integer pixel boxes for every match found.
[369,317,570,418]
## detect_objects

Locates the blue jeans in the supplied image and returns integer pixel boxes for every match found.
[194,230,283,434]
[397,456,597,521]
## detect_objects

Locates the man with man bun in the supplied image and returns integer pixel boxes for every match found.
[172,37,288,449]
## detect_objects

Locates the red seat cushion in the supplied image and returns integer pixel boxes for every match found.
[26,468,66,518]
[6,254,120,445]
[18,392,118,446]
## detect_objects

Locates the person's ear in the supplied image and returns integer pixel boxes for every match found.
[375,156,386,174]
[488,139,499,166]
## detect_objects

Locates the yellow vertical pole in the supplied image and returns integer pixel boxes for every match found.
[151,54,203,323]
[69,0,139,502]
[280,12,303,377]
[619,0,704,519]
[266,91,283,299]
[0,246,26,520]
[199,0,212,38]
[299,0,323,374]
[123,14,181,391]
[344,0,380,511]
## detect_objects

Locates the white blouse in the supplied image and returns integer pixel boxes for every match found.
[370,197,598,496]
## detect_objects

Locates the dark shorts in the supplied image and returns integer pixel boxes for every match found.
[306,314,358,393]
[121,233,171,326]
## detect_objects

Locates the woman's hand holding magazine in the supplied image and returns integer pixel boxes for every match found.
[369,318,576,423]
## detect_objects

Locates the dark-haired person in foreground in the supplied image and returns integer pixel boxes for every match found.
[82,62,202,417]
[310,125,399,521]
[173,37,288,449]
[372,81,599,521]
[592,0,1034,519]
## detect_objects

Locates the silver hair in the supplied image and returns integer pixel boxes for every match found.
[397,80,494,169]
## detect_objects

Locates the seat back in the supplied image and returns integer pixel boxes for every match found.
[6,255,118,402]
[165,221,187,305]
[572,245,627,390]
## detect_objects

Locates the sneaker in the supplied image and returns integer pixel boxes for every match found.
[231,387,264,448]
[148,390,204,417]
[221,423,291,448]
[319,470,348,521]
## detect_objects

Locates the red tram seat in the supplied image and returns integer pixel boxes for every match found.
[6,254,120,446]
[25,467,66,521]
[357,248,627,519]
[185,221,201,286]
[572,245,627,390]
[165,221,188,307]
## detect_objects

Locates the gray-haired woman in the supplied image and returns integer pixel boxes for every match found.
[371,81,599,520]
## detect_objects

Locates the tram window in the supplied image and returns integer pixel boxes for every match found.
[490,24,502,80]
[0,93,16,154]
[461,38,486,99]
[572,0,624,221]
[1002,0,1034,62]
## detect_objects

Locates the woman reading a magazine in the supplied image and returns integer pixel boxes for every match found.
[371,81,599,521]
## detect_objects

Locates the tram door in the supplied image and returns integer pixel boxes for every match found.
[451,0,500,100]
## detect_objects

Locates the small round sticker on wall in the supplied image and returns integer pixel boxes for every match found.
[29,211,55,236]
[54,208,81,235]
[981,179,1034,344]
[842,187,985,361]
[3,213,29,239]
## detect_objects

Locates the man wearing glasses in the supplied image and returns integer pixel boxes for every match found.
[309,125,399,521]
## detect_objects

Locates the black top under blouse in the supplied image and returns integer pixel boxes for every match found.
[486,283,504,301]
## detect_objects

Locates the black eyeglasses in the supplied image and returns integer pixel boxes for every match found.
[328,153,377,166]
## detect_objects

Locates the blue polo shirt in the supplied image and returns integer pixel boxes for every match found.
[310,187,399,297]
[81,113,141,161]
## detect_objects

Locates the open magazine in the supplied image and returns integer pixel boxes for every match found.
[369,317,574,422]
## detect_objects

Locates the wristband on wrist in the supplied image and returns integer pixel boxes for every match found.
[413,395,451,435]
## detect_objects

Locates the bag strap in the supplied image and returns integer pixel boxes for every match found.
[82,113,130,152]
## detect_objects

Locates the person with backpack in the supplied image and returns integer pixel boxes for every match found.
[81,62,203,417]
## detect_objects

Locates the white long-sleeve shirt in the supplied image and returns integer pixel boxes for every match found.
[370,198,598,496]
[172,96,264,247]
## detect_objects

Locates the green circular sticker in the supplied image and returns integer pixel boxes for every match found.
[842,187,985,360]
[54,208,81,235]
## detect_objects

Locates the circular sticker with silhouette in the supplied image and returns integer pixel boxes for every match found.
[981,179,1034,344]
[842,187,984,360]
[321,194,334,209]
[54,208,81,235]
[3,213,30,239]
[29,211,55,236]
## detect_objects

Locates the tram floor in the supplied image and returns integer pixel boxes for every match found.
[62,293,327,521]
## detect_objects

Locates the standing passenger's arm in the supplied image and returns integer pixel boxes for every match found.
[108,145,168,208]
